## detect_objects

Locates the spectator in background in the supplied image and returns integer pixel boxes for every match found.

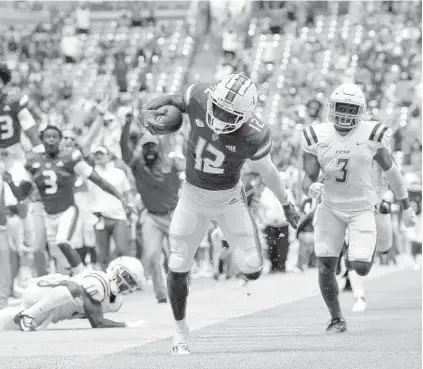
[296,198,317,272]
[259,172,294,273]
[60,26,82,64]
[114,52,129,93]
[121,126,184,304]
[0,172,17,308]
[88,111,123,160]
[90,146,133,270]
[75,2,91,35]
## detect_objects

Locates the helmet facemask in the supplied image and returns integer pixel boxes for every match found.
[107,265,141,296]
[206,94,251,135]
[328,101,365,131]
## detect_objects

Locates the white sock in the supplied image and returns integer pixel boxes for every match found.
[349,270,365,299]
[23,286,74,321]
[175,318,188,333]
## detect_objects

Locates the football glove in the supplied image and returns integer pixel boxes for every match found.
[308,182,324,199]
[283,202,301,229]
[126,319,146,328]
[403,207,417,228]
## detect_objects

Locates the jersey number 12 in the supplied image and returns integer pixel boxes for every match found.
[194,137,225,174]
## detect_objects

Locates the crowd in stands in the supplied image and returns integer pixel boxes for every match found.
[0,1,421,305]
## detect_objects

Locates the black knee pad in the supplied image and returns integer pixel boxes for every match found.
[349,261,372,276]
[243,268,262,281]
[317,257,338,274]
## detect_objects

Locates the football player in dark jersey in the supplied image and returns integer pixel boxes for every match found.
[3,125,132,276]
[140,74,300,354]
[0,63,43,162]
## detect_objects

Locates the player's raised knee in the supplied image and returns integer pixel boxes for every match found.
[349,261,372,276]
[243,267,263,281]
[168,246,192,274]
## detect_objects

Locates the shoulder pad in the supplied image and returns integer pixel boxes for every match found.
[247,121,272,161]
[183,82,210,107]
[81,271,110,303]
[367,122,392,149]
[25,152,42,170]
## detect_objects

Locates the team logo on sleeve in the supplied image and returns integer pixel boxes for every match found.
[195,119,204,128]
[4,105,11,112]
[212,134,218,141]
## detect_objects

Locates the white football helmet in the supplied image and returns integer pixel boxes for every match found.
[328,83,366,131]
[207,74,257,134]
[106,256,145,296]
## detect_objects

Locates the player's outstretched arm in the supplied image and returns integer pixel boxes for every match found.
[2,171,33,201]
[248,154,300,229]
[120,116,134,165]
[302,151,322,197]
[82,291,144,329]
[374,148,416,228]
[88,170,124,202]
[82,291,126,328]
[144,94,186,113]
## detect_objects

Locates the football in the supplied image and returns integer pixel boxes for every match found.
[157,105,183,133]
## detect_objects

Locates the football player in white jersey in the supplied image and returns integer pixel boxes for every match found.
[339,164,395,313]
[140,74,300,354]
[0,257,145,331]
[302,83,417,332]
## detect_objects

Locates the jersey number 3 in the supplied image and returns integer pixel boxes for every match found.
[43,170,58,194]
[335,158,349,184]
[0,115,14,140]
[194,137,225,174]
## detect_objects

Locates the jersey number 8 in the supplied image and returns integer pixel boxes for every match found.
[194,137,225,174]
[43,170,58,194]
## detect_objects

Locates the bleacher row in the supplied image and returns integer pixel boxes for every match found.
[245,2,418,128]
[39,19,197,102]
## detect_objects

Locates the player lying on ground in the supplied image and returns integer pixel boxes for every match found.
[3,125,133,276]
[302,83,416,332]
[0,257,145,331]
[140,74,300,354]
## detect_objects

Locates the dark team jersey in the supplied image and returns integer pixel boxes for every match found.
[0,93,30,148]
[25,150,88,214]
[409,189,422,216]
[183,82,271,191]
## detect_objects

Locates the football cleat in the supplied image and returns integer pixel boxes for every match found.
[171,328,190,355]
[352,297,367,312]
[326,318,347,333]
[14,312,36,332]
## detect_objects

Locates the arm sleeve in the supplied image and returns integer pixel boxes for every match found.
[17,108,36,131]
[183,81,201,106]
[301,125,319,155]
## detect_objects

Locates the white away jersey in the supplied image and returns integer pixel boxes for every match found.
[29,271,123,325]
[302,121,392,212]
